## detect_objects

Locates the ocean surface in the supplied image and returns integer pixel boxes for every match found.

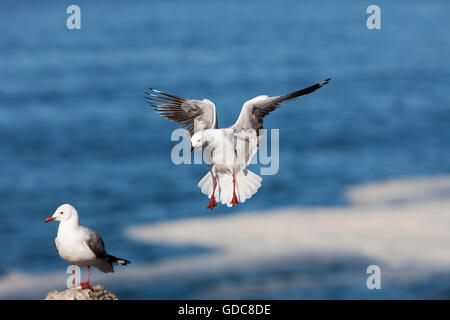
[0,0,449,299]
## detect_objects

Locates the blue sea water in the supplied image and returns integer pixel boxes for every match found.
[0,0,449,298]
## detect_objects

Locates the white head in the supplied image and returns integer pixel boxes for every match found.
[191,130,216,151]
[191,131,204,150]
[45,204,79,223]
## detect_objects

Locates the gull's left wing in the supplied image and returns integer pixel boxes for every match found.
[84,230,107,260]
[146,89,218,138]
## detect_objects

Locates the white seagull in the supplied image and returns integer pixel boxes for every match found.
[45,204,130,289]
[146,78,330,209]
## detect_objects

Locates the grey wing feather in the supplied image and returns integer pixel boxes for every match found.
[232,78,331,132]
[84,230,107,259]
[145,88,218,137]
[230,79,330,165]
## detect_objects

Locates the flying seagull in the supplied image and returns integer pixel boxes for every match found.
[45,204,130,289]
[146,78,330,209]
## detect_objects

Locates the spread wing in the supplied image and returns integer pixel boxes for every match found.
[145,88,218,137]
[231,78,330,165]
[231,78,330,132]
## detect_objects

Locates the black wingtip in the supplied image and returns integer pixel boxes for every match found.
[107,254,131,266]
[115,258,131,266]
[147,88,162,95]
[119,259,131,265]
[320,78,331,86]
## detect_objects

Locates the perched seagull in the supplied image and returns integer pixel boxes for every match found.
[45,204,130,289]
[146,78,330,209]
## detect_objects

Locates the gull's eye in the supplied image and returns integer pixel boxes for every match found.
[60,211,64,215]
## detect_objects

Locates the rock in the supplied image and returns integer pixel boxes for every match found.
[44,284,118,300]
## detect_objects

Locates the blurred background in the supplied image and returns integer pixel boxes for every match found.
[0,0,449,299]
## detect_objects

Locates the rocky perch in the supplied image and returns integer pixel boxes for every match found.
[45,285,118,300]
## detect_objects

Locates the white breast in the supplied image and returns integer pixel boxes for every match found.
[209,130,234,164]
[55,227,97,266]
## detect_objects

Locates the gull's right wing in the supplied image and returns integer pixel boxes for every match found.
[231,78,331,132]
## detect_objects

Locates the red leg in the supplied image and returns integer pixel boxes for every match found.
[231,174,239,206]
[72,265,75,288]
[206,176,218,210]
[81,266,92,290]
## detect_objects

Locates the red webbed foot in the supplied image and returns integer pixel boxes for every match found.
[231,193,239,206]
[231,174,239,207]
[206,197,217,209]
[80,282,92,290]
[207,176,218,210]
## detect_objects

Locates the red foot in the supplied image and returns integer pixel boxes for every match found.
[207,176,218,210]
[80,282,92,290]
[231,193,239,206]
[231,174,239,207]
[206,196,217,209]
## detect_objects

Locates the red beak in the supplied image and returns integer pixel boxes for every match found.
[191,145,194,152]
[44,217,56,223]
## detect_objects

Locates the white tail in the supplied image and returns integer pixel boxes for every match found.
[198,169,262,207]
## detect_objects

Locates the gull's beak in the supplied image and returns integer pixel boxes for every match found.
[191,145,195,152]
[44,217,56,223]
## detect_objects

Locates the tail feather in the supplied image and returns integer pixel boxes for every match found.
[235,171,252,203]
[236,169,262,203]
[218,174,233,206]
[107,254,131,266]
[198,169,262,207]
[236,176,247,203]
[198,172,214,196]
